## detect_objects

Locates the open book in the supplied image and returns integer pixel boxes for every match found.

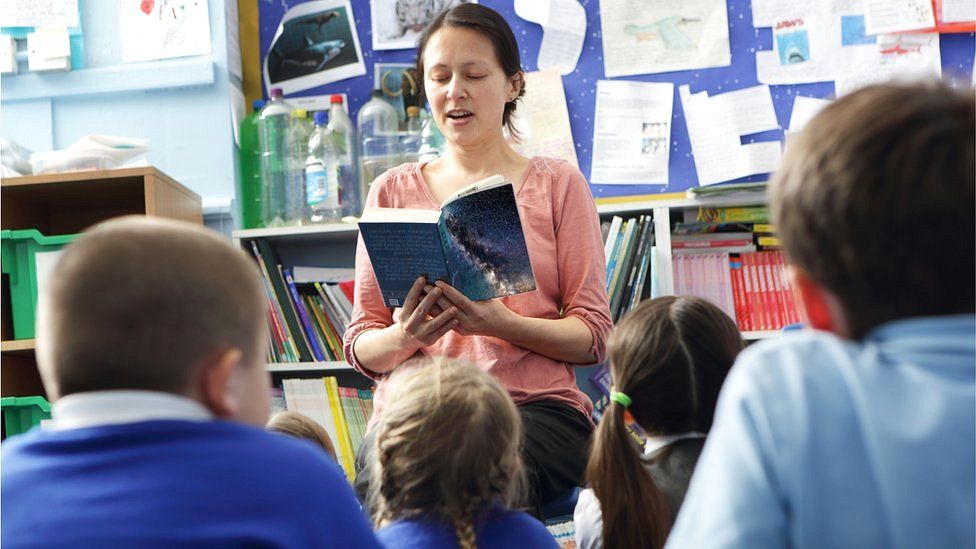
[358,175,536,307]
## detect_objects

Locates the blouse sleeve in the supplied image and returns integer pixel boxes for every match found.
[553,164,613,364]
[574,487,605,549]
[342,174,394,380]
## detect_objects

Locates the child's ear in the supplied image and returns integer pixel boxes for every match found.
[789,266,850,338]
[197,349,243,419]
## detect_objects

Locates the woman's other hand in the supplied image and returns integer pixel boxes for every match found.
[398,276,459,347]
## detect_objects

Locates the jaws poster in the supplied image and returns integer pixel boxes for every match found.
[263,0,366,95]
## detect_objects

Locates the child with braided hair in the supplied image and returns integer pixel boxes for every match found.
[370,358,557,549]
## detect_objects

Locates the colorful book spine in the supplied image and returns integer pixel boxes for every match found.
[324,377,356,482]
[284,269,326,362]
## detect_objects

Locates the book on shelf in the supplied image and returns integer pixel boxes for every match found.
[280,377,374,482]
[358,175,536,308]
[671,250,805,332]
[603,215,657,323]
[691,205,770,224]
[686,181,767,198]
[247,239,352,364]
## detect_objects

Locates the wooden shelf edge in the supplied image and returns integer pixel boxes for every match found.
[266,361,354,373]
[233,223,360,240]
[1,339,36,357]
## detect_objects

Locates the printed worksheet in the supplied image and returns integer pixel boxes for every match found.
[590,80,674,184]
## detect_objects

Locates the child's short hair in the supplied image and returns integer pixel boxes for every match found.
[267,411,338,460]
[587,296,743,549]
[36,216,267,399]
[771,82,975,338]
[370,358,522,549]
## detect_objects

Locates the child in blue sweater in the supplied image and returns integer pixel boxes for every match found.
[370,358,557,549]
[1,216,380,548]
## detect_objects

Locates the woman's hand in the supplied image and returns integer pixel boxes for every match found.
[397,276,458,347]
[425,280,516,337]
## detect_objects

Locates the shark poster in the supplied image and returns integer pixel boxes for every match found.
[263,0,365,95]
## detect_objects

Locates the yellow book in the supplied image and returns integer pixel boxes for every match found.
[758,236,782,247]
[753,224,777,234]
[324,377,356,482]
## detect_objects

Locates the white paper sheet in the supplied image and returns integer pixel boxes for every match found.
[834,33,942,95]
[680,85,782,186]
[788,96,832,131]
[599,0,731,77]
[229,84,245,147]
[590,80,674,184]
[119,0,212,63]
[263,0,366,95]
[942,0,976,23]
[0,0,79,28]
[863,0,935,34]
[509,70,579,167]
[514,0,586,75]
[226,0,243,81]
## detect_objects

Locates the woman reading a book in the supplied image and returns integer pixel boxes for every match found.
[343,4,612,514]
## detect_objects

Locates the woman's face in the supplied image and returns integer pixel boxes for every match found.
[422,26,520,149]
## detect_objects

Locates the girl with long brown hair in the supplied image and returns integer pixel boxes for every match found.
[371,358,557,549]
[575,296,744,549]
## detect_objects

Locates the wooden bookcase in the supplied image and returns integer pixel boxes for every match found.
[1,167,203,397]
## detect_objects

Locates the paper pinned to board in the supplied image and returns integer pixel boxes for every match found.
[263,0,366,95]
[118,0,212,63]
[509,70,579,167]
[680,84,782,186]
[590,80,674,184]
[599,0,730,77]
[942,0,976,24]
[0,0,79,28]
[514,0,586,75]
[788,95,832,132]
[863,0,935,34]
[834,33,942,95]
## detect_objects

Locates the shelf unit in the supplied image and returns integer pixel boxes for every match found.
[266,362,355,373]
[1,167,203,397]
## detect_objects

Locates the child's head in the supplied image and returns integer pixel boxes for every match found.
[771,82,975,339]
[267,411,337,460]
[586,296,743,548]
[371,358,522,549]
[36,216,270,426]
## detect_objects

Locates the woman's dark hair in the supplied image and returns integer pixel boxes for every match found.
[415,3,526,138]
[585,296,744,549]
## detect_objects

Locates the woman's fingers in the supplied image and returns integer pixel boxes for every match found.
[399,276,427,316]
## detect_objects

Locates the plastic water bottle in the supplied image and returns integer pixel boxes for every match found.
[305,111,342,223]
[258,88,294,227]
[286,109,313,224]
[418,113,446,163]
[400,106,422,163]
[238,99,265,229]
[357,90,400,195]
[326,94,360,217]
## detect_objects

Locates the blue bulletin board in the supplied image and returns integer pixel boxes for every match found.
[259,0,975,199]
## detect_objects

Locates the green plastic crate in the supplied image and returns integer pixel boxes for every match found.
[1,396,51,437]
[1,229,79,340]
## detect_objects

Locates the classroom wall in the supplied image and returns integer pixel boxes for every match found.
[257,0,975,198]
[1,0,242,207]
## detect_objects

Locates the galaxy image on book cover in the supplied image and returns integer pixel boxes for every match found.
[438,184,536,301]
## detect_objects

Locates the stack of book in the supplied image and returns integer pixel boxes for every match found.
[603,215,658,323]
[279,377,374,482]
[246,238,354,363]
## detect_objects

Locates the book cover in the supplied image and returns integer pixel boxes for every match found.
[358,175,536,307]
[284,269,327,362]
[324,377,356,482]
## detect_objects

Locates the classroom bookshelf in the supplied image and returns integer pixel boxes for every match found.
[0,167,203,398]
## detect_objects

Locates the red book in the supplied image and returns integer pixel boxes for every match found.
[729,257,749,330]
[339,280,355,304]
[743,254,763,330]
[760,252,783,329]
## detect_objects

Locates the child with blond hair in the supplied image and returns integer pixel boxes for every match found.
[370,358,557,549]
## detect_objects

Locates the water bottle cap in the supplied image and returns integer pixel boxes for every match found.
[330,94,344,104]
[291,109,307,119]
[252,100,266,110]
[270,88,284,98]
[314,111,328,125]
[371,89,384,98]
[407,106,420,117]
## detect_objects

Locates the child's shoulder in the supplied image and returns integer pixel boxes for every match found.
[481,507,558,548]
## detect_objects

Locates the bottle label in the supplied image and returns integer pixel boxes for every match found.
[306,166,327,206]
